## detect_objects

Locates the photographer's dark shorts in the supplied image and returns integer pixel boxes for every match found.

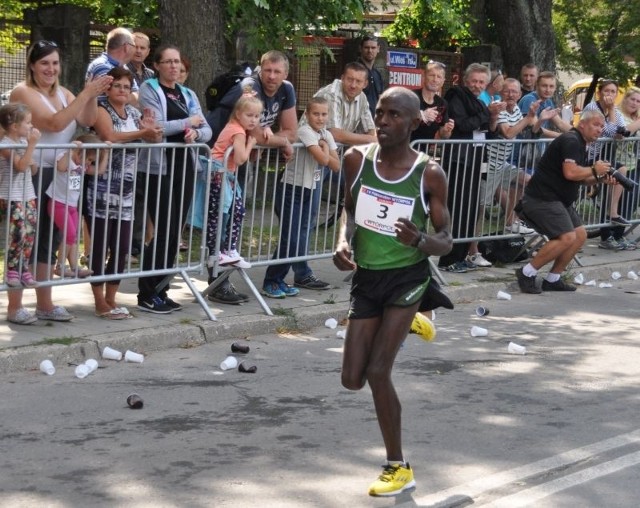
[520,195,582,240]
[348,261,430,319]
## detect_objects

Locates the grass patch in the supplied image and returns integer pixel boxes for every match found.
[273,307,302,333]
[323,293,336,304]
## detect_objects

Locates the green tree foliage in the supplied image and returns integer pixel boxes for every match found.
[226,0,375,54]
[382,0,478,50]
[554,0,640,97]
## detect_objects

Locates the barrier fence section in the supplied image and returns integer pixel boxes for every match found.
[0,141,216,320]
[410,136,640,279]
[2,136,639,318]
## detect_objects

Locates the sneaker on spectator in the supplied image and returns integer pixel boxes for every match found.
[618,238,637,250]
[294,274,330,290]
[466,253,492,268]
[208,284,249,305]
[598,236,624,250]
[507,221,536,235]
[609,215,631,226]
[219,252,240,266]
[462,259,478,271]
[163,297,183,311]
[5,270,21,288]
[515,267,541,294]
[226,249,251,268]
[137,296,173,314]
[20,271,38,288]
[262,282,286,299]
[442,261,468,273]
[278,281,299,296]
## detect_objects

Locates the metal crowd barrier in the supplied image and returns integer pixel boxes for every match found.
[2,136,639,318]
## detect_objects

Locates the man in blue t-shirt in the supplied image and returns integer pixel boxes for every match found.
[205,51,298,305]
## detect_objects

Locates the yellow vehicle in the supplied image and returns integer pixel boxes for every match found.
[563,78,627,126]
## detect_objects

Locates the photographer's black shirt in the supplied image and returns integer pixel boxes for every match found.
[525,128,587,206]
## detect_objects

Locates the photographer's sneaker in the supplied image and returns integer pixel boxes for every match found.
[368,463,416,497]
[542,278,577,291]
[515,267,541,294]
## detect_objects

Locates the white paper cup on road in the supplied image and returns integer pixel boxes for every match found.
[220,355,238,371]
[85,358,99,373]
[508,342,527,355]
[470,326,488,337]
[102,346,122,361]
[611,271,622,280]
[573,273,584,285]
[336,330,346,339]
[325,318,338,329]
[585,279,596,286]
[599,282,612,288]
[124,350,144,363]
[496,290,512,301]
[39,359,55,376]
[75,364,90,379]
[628,271,638,280]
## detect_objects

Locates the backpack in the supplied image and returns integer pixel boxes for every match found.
[479,236,529,264]
[205,62,253,112]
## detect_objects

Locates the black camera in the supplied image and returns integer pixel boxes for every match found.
[616,125,632,137]
[608,168,638,191]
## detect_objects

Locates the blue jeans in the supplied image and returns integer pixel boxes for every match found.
[264,183,319,285]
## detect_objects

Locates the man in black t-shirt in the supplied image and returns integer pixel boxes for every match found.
[515,110,616,294]
[411,60,454,142]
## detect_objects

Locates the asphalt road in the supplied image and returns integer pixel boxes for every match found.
[1,278,640,508]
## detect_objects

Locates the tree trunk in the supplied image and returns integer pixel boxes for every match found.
[158,0,229,104]
[484,0,555,79]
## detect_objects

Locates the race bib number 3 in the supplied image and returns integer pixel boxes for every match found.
[355,185,415,236]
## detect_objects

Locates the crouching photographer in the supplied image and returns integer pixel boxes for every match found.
[514,110,619,294]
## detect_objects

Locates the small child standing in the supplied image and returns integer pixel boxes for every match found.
[0,103,41,289]
[262,96,340,298]
[46,133,107,278]
[206,87,268,271]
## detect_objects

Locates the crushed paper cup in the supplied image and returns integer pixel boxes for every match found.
[611,271,622,280]
[39,360,55,376]
[585,280,597,286]
[469,326,488,337]
[496,290,512,301]
[336,330,346,339]
[324,318,338,329]
[573,273,584,285]
[507,342,527,355]
[599,282,613,288]
[628,271,639,280]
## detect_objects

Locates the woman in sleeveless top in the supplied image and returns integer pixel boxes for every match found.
[90,67,162,319]
[7,40,112,324]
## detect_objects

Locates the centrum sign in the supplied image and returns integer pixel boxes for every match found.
[387,49,422,90]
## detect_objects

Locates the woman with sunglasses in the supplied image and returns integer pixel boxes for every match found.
[135,44,211,314]
[8,40,112,324]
